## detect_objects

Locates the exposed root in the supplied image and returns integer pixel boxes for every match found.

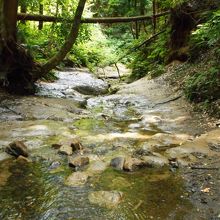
[0,40,41,94]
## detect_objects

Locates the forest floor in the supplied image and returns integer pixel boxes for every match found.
[0,65,219,219]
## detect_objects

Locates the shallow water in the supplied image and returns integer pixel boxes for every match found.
[0,159,192,220]
[0,68,202,219]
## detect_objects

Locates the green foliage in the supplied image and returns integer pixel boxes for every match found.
[184,67,220,103]
[68,24,119,71]
[158,0,188,8]
[190,9,220,60]
[128,30,169,80]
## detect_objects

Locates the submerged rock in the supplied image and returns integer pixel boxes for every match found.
[59,145,73,156]
[87,161,108,173]
[68,156,89,168]
[65,171,89,187]
[88,191,123,208]
[110,157,125,170]
[6,141,29,158]
[110,177,131,189]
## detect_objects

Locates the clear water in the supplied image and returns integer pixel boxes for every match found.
[0,159,192,220]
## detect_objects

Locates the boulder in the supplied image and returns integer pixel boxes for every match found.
[71,140,83,152]
[88,191,123,208]
[110,157,125,170]
[123,157,145,171]
[73,83,108,96]
[142,155,169,167]
[68,156,89,168]
[59,145,73,156]
[6,141,29,158]
[65,172,89,187]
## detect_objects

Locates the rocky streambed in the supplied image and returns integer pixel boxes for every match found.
[0,67,219,220]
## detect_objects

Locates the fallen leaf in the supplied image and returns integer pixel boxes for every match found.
[201,187,210,193]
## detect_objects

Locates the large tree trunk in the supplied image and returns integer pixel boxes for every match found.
[167,5,195,63]
[0,0,38,94]
[41,0,86,74]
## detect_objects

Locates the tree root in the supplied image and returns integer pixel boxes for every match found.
[151,94,182,108]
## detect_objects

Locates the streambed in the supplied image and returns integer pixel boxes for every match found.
[0,67,219,220]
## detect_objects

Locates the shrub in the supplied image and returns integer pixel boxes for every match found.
[184,67,220,103]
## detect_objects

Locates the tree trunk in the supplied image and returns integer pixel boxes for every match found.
[17,11,170,24]
[38,4,44,30]
[167,0,220,63]
[167,4,196,63]
[0,0,39,94]
[41,0,87,74]
[0,0,86,94]
[152,0,156,34]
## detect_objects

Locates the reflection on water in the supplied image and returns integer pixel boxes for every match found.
[0,159,192,220]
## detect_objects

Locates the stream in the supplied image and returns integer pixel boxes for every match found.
[0,67,219,220]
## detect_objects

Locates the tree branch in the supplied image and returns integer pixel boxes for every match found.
[17,11,170,24]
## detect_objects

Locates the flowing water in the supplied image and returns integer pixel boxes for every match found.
[0,68,208,220]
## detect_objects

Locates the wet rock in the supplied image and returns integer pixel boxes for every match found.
[16,155,32,163]
[142,155,169,167]
[65,171,89,187]
[88,191,123,208]
[133,144,154,157]
[123,157,145,171]
[73,83,108,96]
[59,145,73,156]
[71,140,83,152]
[6,141,29,158]
[110,157,125,170]
[68,156,89,168]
